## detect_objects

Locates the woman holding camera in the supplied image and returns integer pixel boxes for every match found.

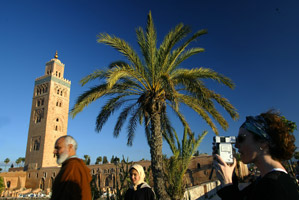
[213,110,299,200]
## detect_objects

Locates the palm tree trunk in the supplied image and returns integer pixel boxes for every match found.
[149,111,170,200]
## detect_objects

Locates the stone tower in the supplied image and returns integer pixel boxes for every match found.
[24,52,71,170]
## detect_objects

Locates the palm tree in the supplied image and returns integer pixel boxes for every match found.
[83,155,90,165]
[163,127,207,200]
[103,156,108,164]
[21,157,25,167]
[16,157,22,167]
[71,11,238,199]
[95,156,102,164]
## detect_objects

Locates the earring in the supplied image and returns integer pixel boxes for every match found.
[259,147,263,151]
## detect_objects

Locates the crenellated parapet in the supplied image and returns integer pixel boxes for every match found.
[35,75,71,88]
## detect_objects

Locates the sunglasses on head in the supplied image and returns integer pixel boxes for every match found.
[236,134,246,144]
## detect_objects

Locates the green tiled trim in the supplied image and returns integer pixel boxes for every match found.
[35,76,71,88]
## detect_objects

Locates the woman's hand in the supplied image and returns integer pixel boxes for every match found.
[213,154,236,186]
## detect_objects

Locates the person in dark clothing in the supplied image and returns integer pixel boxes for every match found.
[124,164,155,200]
[213,110,299,200]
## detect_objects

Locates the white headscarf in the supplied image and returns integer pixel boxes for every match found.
[130,164,146,190]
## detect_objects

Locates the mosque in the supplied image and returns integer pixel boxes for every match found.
[0,53,248,198]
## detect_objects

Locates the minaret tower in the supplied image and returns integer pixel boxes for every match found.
[24,52,71,170]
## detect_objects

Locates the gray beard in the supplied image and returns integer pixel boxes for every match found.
[57,151,69,165]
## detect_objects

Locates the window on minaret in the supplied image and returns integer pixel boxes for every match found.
[56,71,58,76]
[36,116,41,123]
[33,140,40,151]
[31,136,41,151]
[34,109,44,123]
[41,99,44,105]
[57,89,60,94]
[56,102,59,106]
[59,72,61,77]
[55,126,58,131]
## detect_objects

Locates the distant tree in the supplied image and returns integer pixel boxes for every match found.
[95,156,102,164]
[110,155,115,164]
[103,156,108,164]
[10,163,14,168]
[4,158,10,171]
[83,155,91,165]
[0,168,2,172]
[16,157,22,167]
[21,157,25,166]
[193,150,200,156]
[112,156,120,164]
[121,157,126,163]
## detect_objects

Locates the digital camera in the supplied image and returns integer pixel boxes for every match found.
[213,136,236,164]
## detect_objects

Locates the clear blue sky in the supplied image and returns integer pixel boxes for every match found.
[1,0,299,166]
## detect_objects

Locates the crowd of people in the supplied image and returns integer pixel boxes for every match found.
[51,135,155,200]
[49,109,298,200]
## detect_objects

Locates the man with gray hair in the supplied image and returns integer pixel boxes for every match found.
[51,135,92,200]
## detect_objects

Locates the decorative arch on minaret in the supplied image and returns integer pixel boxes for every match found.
[53,117,64,132]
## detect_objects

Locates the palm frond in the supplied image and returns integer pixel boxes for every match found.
[95,95,131,132]
[108,60,128,69]
[127,106,143,146]
[172,67,235,89]
[70,84,108,118]
[163,128,177,154]
[136,27,148,64]
[160,73,179,110]
[97,33,146,76]
[200,98,229,130]
[166,29,207,73]
[106,63,150,90]
[177,94,219,134]
[207,90,239,120]
[170,48,205,71]
[161,111,175,143]
[167,103,192,135]
[157,24,191,73]
[114,103,137,137]
[146,11,157,80]
[80,70,108,86]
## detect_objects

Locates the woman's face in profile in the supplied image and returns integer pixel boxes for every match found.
[130,168,140,185]
[236,128,261,164]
